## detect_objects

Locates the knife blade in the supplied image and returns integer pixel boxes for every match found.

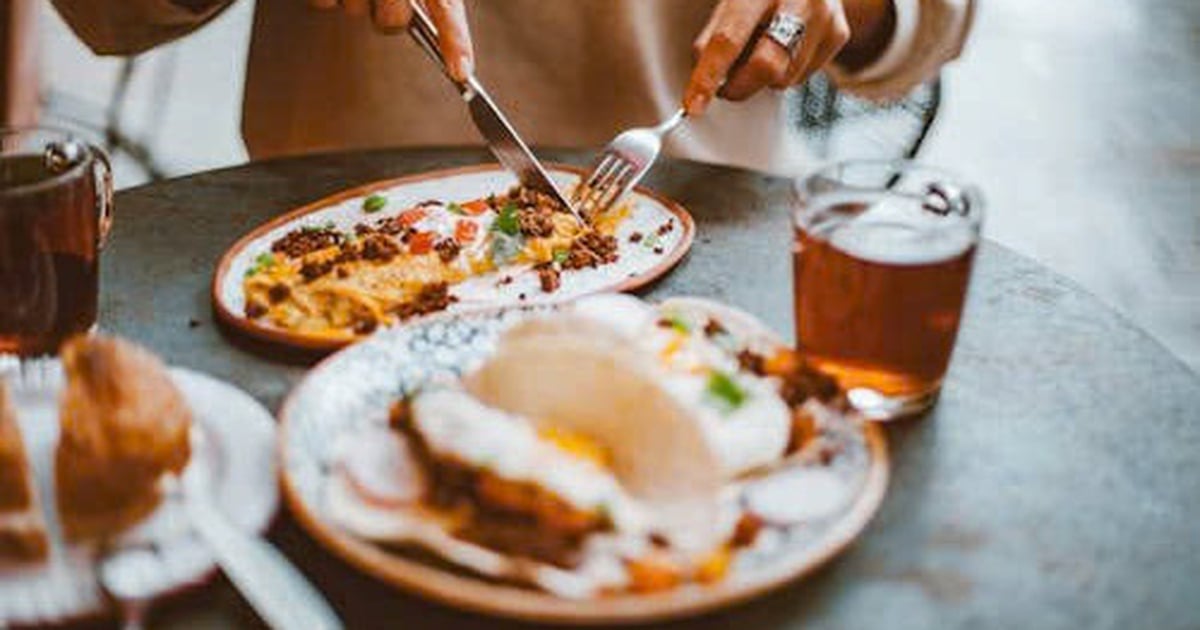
[406,3,583,224]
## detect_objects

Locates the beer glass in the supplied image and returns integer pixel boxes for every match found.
[0,127,113,358]
[792,160,983,420]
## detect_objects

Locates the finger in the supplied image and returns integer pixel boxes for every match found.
[425,0,474,81]
[308,0,339,9]
[778,1,831,87]
[371,0,411,33]
[809,9,851,76]
[720,29,793,101]
[684,0,775,115]
[342,0,369,17]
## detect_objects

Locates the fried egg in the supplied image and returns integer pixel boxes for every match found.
[411,388,647,533]
[570,294,792,477]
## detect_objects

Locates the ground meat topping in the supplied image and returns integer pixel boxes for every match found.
[271,227,343,259]
[393,282,456,320]
[360,234,401,263]
[629,232,644,243]
[703,318,727,338]
[434,238,462,263]
[562,231,619,270]
[517,206,556,238]
[535,263,561,293]
[300,259,334,282]
[373,216,412,236]
[656,220,675,236]
[245,299,267,319]
[267,283,291,304]
[737,350,766,376]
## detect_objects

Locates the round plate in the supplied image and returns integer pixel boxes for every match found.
[0,366,278,627]
[212,163,696,351]
[279,300,889,625]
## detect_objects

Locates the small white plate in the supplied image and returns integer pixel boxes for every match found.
[0,365,278,627]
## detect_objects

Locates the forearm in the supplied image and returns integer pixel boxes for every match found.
[837,0,897,72]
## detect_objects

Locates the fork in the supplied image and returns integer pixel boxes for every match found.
[572,108,687,219]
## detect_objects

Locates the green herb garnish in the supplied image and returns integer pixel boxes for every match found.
[492,202,520,236]
[641,233,661,249]
[705,371,747,414]
[446,202,466,216]
[244,252,277,278]
[552,249,569,265]
[362,194,388,213]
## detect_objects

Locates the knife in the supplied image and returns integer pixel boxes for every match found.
[406,3,584,224]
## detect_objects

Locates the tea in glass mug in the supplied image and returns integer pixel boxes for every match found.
[0,127,113,357]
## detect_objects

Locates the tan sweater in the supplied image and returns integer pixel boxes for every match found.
[52,0,973,174]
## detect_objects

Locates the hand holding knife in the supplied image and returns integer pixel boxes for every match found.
[404,1,584,225]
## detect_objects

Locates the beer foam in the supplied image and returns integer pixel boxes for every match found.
[825,198,976,265]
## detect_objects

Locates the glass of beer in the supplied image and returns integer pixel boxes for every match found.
[0,127,113,358]
[792,160,983,420]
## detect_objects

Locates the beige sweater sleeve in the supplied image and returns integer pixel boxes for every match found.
[826,0,976,102]
[50,0,233,55]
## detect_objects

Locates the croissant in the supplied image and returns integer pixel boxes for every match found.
[55,335,192,541]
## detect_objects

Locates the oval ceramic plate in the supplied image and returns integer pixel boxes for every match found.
[279,299,888,625]
[0,366,278,627]
[212,164,695,351]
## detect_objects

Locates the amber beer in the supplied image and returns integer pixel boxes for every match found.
[792,162,982,419]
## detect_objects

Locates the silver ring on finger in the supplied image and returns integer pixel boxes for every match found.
[764,12,806,56]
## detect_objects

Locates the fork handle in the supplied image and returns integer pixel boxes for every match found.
[654,108,688,135]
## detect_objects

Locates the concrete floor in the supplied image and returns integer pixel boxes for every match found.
[38,0,1200,373]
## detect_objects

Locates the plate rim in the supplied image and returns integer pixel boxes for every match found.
[210,162,697,352]
[276,306,890,626]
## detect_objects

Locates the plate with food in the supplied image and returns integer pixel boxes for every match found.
[280,294,888,624]
[0,335,277,627]
[212,164,694,350]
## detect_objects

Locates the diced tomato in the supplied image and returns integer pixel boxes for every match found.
[397,208,427,228]
[408,231,435,255]
[454,220,479,244]
[461,199,490,215]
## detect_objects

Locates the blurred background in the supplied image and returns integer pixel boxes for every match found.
[15,0,1200,373]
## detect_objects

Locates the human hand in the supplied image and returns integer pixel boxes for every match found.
[685,0,864,115]
[306,0,474,81]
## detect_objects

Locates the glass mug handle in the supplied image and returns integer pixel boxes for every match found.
[89,145,114,249]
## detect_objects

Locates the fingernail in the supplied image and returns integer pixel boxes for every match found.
[459,55,474,79]
[685,93,710,115]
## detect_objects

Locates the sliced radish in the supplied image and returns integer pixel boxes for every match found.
[334,426,426,509]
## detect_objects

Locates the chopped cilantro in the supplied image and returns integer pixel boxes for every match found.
[492,202,520,236]
[552,249,569,265]
[705,371,747,414]
[446,202,466,216]
[641,233,661,249]
[244,252,276,278]
[362,194,387,213]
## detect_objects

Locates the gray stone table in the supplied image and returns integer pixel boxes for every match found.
[99,149,1200,630]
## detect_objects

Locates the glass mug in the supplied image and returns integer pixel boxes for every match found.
[0,127,114,358]
[792,160,983,420]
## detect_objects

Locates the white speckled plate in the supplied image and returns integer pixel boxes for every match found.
[212,163,695,351]
[0,366,278,627]
[278,297,888,625]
